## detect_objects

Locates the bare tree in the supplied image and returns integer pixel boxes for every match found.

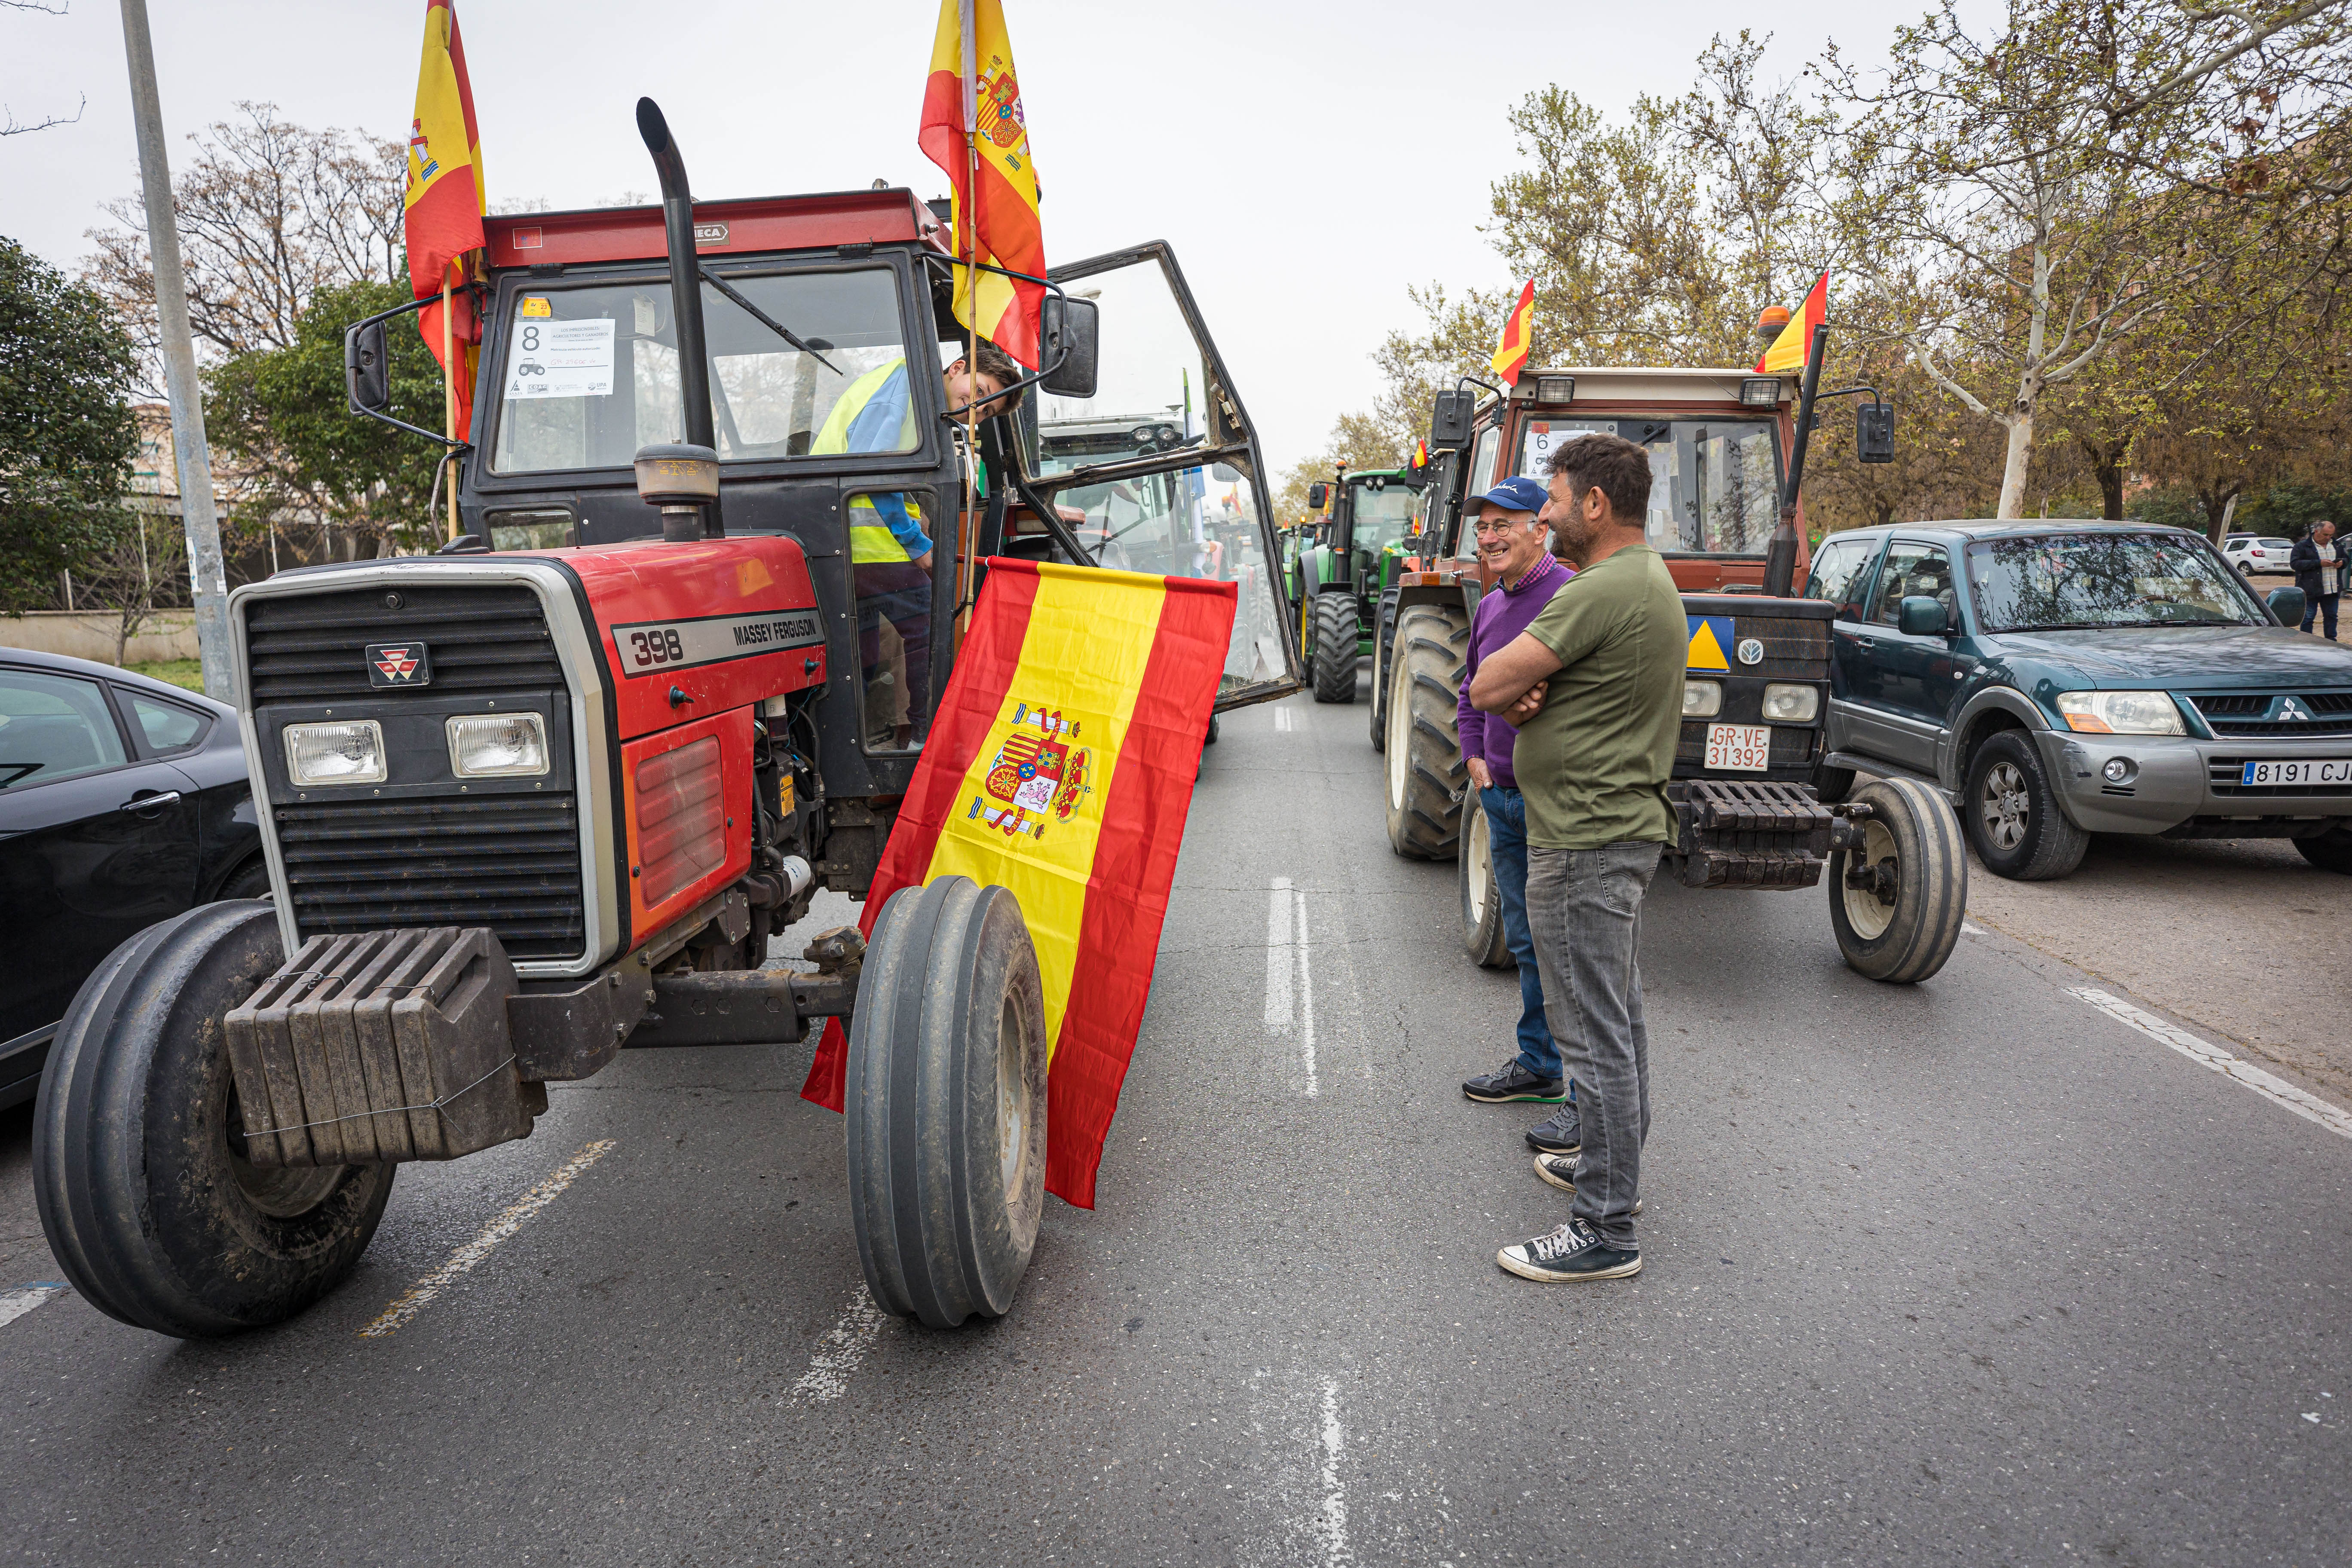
[1,0,83,135]
[1824,0,2352,518]
[81,102,405,390]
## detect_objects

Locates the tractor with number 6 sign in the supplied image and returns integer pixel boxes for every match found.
[30,101,1300,1339]
[1389,324,1966,984]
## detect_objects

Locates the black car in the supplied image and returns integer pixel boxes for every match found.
[1807,520,2352,880]
[0,648,264,1107]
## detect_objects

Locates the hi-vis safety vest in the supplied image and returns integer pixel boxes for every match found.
[812,359,928,565]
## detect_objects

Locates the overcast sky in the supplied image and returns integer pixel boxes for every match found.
[0,0,1951,470]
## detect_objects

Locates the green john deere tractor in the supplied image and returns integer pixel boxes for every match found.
[1292,468,1430,705]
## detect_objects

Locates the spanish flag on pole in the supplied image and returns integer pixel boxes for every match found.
[404,1,487,445]
[802,561,1234,1208]
[919,0,1047,368]
[1756,270,1828,374]
[1490,277,1536,386]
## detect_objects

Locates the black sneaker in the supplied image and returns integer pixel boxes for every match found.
[1532,1153,1643,1214]
[1524,1103,1581,1154]
[1462,1061,1566,1103]
[1497,1219,1642,1282]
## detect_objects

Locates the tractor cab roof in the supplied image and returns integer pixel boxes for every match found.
[483,188,952,272]
[1479,365,1798,416]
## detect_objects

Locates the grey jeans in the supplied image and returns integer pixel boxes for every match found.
[1524,841,1662,1251]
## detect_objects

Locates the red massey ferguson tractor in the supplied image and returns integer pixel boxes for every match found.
[31,102,1300,1338]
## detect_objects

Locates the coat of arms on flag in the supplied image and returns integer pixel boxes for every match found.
[972,704,1092,836]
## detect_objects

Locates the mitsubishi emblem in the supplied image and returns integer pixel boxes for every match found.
[2278,695,2312,722]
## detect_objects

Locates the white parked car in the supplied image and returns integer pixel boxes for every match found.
[2222,535,2296,573]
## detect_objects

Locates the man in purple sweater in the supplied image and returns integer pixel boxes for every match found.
[1458,476,1578,1118]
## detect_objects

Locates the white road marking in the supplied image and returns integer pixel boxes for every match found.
[1264,879,1318,1095]
[791,1283,886,1403]
[360,1139,616,1337]
[0,1284,67,1330]
[1316,1377,1352,1565]
[2070,989,2352,1142]
[1274,707,1298,732]
[1963,922,1987,935]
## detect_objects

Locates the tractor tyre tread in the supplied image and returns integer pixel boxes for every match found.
[1829,775,1968,984]
[1385,606,1468,860]
[1311,594,1358,704]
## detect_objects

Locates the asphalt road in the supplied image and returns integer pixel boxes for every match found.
[4,685,2349,1567]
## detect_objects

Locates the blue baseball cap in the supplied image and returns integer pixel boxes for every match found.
[1473,476,1547,515]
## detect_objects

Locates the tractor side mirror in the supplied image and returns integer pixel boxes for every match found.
[1857,401,1896,465]
[1429,389,1474,450]
[2267,585,2308,625]
[1898,595,1952,637]
[1039,295,1098,399]
[1307,482,1329,509]
[346,320,390,413]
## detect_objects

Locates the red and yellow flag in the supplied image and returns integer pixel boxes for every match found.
[801,560,1234,1208]
[404,0,487,441]
[1490,277,1535,386]
[1757,270,1828,374]
[919,0,1047,369]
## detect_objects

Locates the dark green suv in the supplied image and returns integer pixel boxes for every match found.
[1808,520,2352,879]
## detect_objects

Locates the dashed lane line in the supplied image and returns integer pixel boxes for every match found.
[1265,877,1318,1096]
[2070,989,2352,1142]
[0,1283,68,1330]
[1315,1377,1353,1566]
[359,1139,617,1337]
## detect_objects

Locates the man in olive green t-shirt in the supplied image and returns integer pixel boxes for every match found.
[1467,431,1685,1284]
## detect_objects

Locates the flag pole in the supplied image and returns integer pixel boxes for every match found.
[959,3,980,582]
[442,263,460,542]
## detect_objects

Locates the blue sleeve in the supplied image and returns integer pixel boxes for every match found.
[868,491,933,559]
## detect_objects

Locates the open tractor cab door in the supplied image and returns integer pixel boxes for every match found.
[1395,346,1965,985]
[32,101,1299,1340]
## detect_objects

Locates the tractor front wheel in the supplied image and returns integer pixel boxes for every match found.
[1458,794,1509,968]
[34,901,395,1338]
[1368,589,1399,750]
[1311,593,1359,703]
[1384,605,1468,858]
[847,876,1049,1329]
[1827,776,1968,983]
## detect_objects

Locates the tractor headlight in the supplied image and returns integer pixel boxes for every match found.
[1762,683,1819,723]
[447,712,550,777]
[283,720,386,786]
[2056,690,2184,735]
[1683,680,1723,718]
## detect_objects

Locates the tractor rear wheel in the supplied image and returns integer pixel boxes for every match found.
[1311,593,1358,703]
[34,902,395,1338]
[1828,776,1968,983]
[847,876,1049,1329]
[1458,794,1510,967]
[1384,605,1468,858]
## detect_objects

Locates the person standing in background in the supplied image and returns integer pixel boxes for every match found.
[2292,521,2339,640]
[1456,477,1580,1121]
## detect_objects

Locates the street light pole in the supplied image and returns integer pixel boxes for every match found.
[118,0,232,702]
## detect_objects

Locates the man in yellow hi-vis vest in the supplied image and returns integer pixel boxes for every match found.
[812,341,1020,748]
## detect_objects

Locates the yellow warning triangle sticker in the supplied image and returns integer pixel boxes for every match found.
[1687,620,1731,671]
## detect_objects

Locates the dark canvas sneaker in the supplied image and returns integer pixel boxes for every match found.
[1532,1153,1643,1214]
[1524,1103,1581,1155]
[1461,1061,1566,1103]
[1497,1219,1642,1283]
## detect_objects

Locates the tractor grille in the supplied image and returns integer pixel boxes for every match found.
[273,794,586,959]
[244,583,564,703]
[1723,614,1830,679]
[2190,691,2352,737]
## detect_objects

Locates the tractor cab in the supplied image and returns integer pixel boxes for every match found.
[1295,466,1430,705]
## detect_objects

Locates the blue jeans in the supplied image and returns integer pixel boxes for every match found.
[1482,785,1565,1087]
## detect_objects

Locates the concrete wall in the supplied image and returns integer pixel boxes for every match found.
[0,610,201,665]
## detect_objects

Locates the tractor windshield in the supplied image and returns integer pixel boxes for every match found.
[1348,480,1425,557]
[1521,416,1783,554]
[1036,418,1215,575]
[490,267,916,473]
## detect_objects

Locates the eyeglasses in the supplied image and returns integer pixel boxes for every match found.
[1473,517,1534,536]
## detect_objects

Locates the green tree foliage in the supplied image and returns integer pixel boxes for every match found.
[0,236,136,612]
[205,279,446,556]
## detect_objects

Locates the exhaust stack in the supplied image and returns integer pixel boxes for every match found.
[635,98,722,538]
